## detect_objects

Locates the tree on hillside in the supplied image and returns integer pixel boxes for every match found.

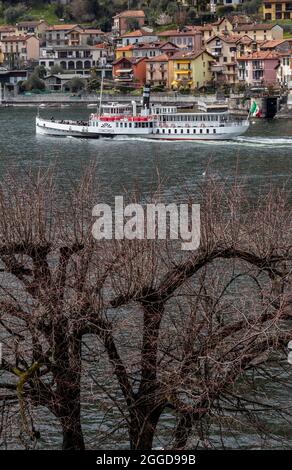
[70,0,100,22]
[126,18,140,31]
[0,169,291,450]
[216,5,235,17]
[4,4,26,23]
[196,0,209,13]
[50,64,64,75]
[166,1,179,17]
[238,0,262,15]
[33,65,46,79]
[22,73,45,92]
[66,76,85,93]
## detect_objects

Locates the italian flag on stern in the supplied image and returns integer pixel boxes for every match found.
[249,100,261,118]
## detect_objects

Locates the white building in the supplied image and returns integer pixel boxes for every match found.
[210,0,244,12]
[119,29,158,47]
[39,45,106,74]
[276,54,291,85]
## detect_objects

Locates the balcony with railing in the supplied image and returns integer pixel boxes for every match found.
[210,64,224,73]
[57,52,93,59]
[175,70,192,80]
[175,65,191,71]
[114,68,133,82]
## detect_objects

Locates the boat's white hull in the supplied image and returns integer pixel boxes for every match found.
[143,125,249,140]
[36,118,249,141]
[36,117,100,138]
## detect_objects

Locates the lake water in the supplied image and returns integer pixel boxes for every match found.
[0,106,292,449]
[1,107,292,195]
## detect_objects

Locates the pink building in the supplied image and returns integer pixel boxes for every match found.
[237,51,280,85]
[2,35,40,67]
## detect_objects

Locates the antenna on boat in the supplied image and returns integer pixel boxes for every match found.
[98,69,105,117]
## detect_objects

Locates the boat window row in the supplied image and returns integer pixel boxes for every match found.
[116,122,153,128]
[152,107,177,115]
[158,115,225,122]
[102,106,132,115]
[156,128,217,134]
[91,121,153,128]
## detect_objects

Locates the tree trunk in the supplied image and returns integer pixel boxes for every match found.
[127,302,164,450]
[61,405,85,450]
[54,329,85,450]
[139,302,164,394]
[129,418,156,450]
[173,412,193,450]
[129,405,162,450]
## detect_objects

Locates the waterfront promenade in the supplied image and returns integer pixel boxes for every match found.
[1,92,225,107]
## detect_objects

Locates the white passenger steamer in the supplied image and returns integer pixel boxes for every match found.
[36,86,249,141]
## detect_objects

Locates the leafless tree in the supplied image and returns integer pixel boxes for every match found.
[0,168,291,450]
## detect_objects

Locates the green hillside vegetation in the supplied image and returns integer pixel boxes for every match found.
[0,0,273,31]
[21,4,59,24]
[0,1,137,29]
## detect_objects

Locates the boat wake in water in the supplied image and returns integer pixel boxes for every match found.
[39,134,292,150]
[235,136,292,147]
[95,135,292,148]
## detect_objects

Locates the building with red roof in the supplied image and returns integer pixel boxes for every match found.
[112,10,145,36]
[237,51,281,85]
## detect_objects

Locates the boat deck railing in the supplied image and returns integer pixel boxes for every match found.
[40,118,89,126]
[158,121,247,128]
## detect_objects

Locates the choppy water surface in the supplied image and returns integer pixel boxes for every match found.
[1,107,292,193]
[0,106,292,449]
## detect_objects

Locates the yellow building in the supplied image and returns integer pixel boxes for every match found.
[115,45,133,60]
[168,50,215,90]
[263,0,292,20]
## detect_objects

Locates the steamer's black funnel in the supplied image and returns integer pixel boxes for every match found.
[143,85,151,109]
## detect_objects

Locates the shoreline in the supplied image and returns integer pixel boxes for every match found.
[2,94,291,118]
[0,92,226,107]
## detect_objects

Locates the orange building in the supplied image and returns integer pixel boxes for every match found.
[115,45,134,60]
[112,56,146,86]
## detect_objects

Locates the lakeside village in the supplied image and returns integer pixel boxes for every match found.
[2,3,292,118]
